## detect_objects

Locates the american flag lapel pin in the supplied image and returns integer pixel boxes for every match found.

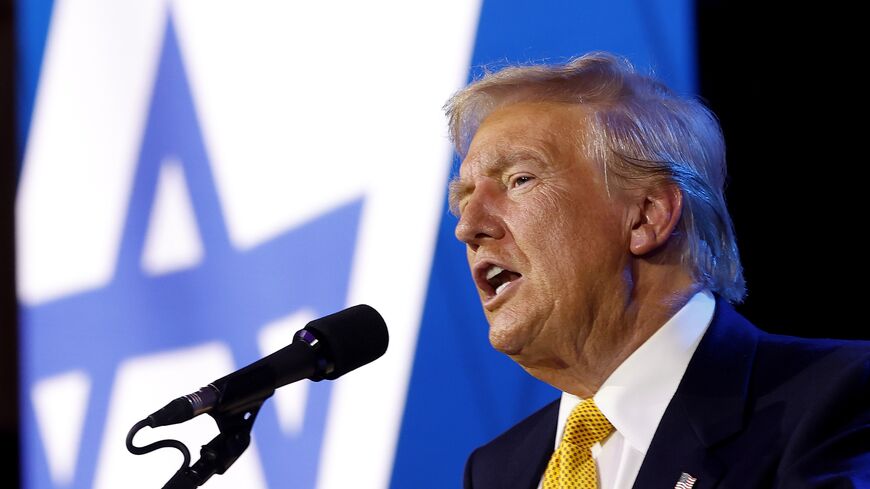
[674,472,697,489]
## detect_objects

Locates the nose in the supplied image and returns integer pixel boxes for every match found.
[454,182,505,252]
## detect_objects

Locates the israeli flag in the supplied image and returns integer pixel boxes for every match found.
[16,1,693,488]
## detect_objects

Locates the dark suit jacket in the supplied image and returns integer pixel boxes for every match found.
[463,299,870,489]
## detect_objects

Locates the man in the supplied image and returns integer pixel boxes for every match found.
[447,52,869,489]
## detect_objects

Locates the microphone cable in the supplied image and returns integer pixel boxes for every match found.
[126,418,191,474]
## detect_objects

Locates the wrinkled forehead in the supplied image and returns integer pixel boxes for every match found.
[459,101,590,176]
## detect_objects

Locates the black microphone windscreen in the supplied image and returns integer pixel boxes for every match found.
[304,304,389,380]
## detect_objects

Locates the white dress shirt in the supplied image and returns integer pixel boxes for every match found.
[537,290,715,489]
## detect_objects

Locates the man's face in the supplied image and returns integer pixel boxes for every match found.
[452,102,633,367]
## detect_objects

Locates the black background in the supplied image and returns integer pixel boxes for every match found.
[696,1,866,340]
[1,0,19,486]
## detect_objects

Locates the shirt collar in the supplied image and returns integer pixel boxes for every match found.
[555,290,716,454]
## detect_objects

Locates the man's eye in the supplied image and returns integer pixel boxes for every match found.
[510,175,534,188]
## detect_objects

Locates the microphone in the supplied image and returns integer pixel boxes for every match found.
[146,304,388,428]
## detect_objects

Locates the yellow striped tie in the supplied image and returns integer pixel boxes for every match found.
[543,399,613,488]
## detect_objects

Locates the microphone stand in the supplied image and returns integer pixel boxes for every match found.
[163,400,265,489]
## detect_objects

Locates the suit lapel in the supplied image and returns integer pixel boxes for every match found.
[466,399,558,489]
[506,400,559,489]
[632,298,759,489]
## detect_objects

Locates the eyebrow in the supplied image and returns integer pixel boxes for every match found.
[448,177,471,216]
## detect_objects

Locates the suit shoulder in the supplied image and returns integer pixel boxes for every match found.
[755,332,870,376]
[751,333,869,412]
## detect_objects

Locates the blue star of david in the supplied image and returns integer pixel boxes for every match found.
[22,16,363,489]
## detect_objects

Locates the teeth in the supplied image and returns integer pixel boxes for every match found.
[486,266,504,281]
[495,282,510,295]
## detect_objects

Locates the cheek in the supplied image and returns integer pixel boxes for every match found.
[524,189,597,251]
[514,200,589,295]
[524,194,625,282]
[520,186,574,234]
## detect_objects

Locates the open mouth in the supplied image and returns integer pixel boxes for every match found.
[476,263,523,299]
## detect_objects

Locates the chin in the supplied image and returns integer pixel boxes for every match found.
[488,326,526,356]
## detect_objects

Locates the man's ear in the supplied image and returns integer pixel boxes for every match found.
[629,183,683,256]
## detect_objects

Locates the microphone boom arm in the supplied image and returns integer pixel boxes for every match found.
[163,400,265,489]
